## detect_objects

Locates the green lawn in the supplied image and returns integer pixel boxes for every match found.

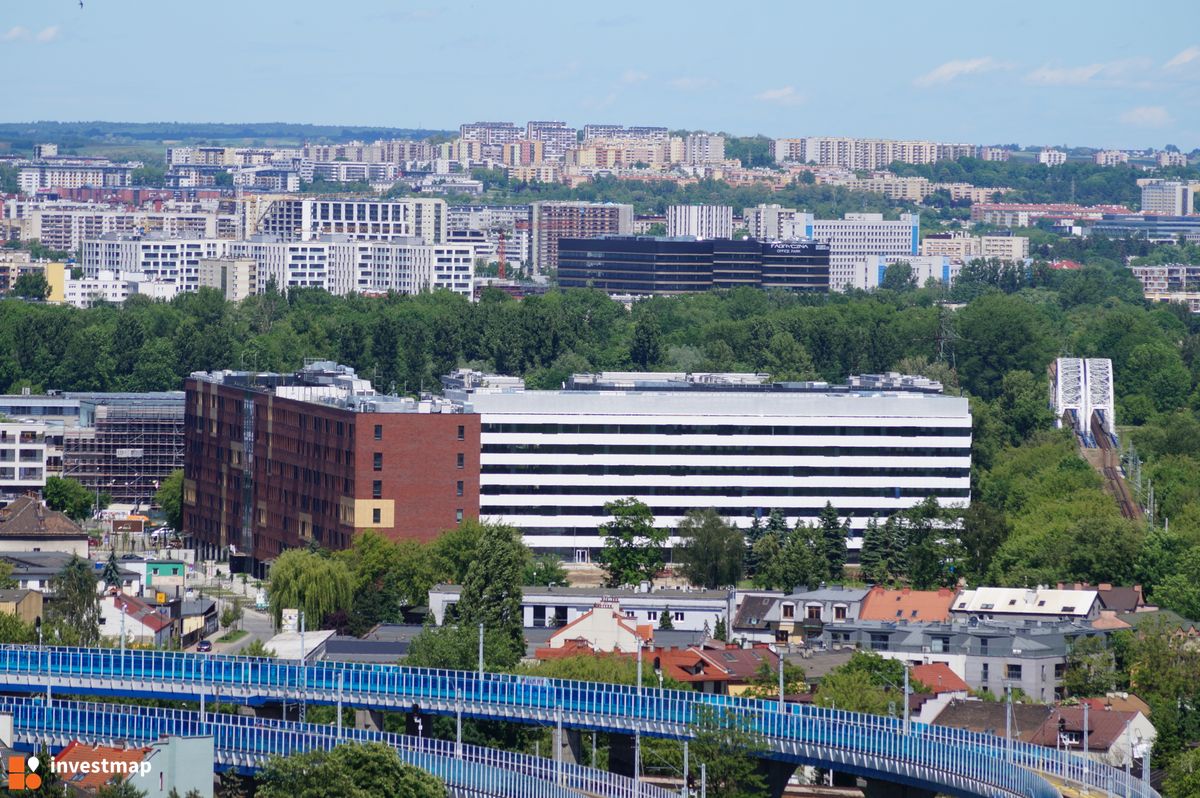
[218,630,248,644]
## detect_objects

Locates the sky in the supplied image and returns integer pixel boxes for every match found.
[2,0,1199,150]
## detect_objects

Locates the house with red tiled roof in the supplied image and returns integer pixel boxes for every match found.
[859,587,957,623]
[538,601,652,654]
[53,735,214,797]
[1028,706,1155,768]
[1050,259,1083,270]
[911,662,970,695]
[99,593,176,648]
[0,496,88,557]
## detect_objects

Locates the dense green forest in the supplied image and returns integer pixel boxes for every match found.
[0,121,451,155]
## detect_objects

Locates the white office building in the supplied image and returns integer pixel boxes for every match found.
[466,372,970,559]
[781,213,920,292]
[81,235,229,292]
[253,198,447,244]
[0,422,49,499]
[1141,180,1197,216]
[847,255,962,291]
[744,204,804,241]
[666,205,733,239]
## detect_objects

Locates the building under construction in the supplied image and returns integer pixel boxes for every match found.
[61,394,185,508]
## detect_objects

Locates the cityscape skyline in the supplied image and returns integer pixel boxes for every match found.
[2,0,1199,150]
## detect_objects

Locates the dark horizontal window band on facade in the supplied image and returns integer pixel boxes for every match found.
[481,465,970,478]
[481,423,971,437]
[480,485,971,498]
[481,444,971,457]
[481,504,959,518]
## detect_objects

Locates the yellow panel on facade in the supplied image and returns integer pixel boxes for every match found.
[352,499,395,528]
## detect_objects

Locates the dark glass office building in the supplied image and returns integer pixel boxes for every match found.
[556,236,830,294]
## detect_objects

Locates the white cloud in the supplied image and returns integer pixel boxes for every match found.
[35,26,59,43]
[1120,105,1172,127]
[1165,45,1200,69]
[1025,63,1106,85]
[620,69,648,85]
[668,77,716,91]
[913,56,1006,87]
[2,26,29,41]
[754,86,804,106]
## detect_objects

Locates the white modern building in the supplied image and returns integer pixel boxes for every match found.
[81,235,229,291]
[1093,150,1129,167]
[847,255,961,291]
[781,213,920,292]
[253,198,448,244]
[666,205,733,239]
[18,163,134,195]
[0,423,49,499]
[465,371,970,559]
[683,133,726,165]
[62,270,178,308]
[744,204,803,241]
[921,232,1030,261]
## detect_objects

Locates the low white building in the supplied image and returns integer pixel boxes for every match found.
[847,255,962,290]
[428,584,734,633]
[1038,149,1068,167]
[950,587,1102,623]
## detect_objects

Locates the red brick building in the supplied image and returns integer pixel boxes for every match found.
[183,362,478,572]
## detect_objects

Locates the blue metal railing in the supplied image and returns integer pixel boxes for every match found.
[0,695,672,798]
[0,646,1160,798]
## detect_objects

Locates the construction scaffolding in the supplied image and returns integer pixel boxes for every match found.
[62,395,185,508]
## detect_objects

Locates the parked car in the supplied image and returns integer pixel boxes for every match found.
[196,640,213,653]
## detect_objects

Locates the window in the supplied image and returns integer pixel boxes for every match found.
[374,424,382,440]
[981,663,989,682]
[869,633,889,652]
[457,425,465,441]
[456,452,465,469]
[674,612,684,621]
[806,605,822,620]
[647,611,658,620]
[373,452,383,471]
[833,605,847,620]
[1005,664,1022,680]
[372,480,382,499]
[456,509,464,522]
[782,604,795,619]
[456,480,464,497]
[372,508,381,524]
[931,635,950,653]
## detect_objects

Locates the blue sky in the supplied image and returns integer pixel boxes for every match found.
[3,0,1198,149]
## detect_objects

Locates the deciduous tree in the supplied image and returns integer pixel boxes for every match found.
[598,498,667,588]
[675,509,744,588]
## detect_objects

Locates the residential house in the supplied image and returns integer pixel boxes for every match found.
[428,584,732,634]
[951,587,1102,624]
[0,588,42,625]
[1079,694,1152,717]
[648,643,780,695]
[773,586,869,644]
[100,593,176,647]
[859,587,957,624]
[730,593,782,644]
[180,598,217,647]
[1027,706,1156,768]
[1,551,140,595]
[122,559,187,600]
[0,496,88,557]
[909,662,971,723]
[933,699,1054,740]
[819,618,1103,700]
[53,736,213,797]
[539,601,652,654]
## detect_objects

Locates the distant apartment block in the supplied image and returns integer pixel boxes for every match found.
[582,125,669,141]
[81,235,229,292]
[1140,180,1197,216]
[1130,264,1200,312]
[921,232,1030,261]
[683,134,726,165]
[1093,150,1129,167]
[771,137,977,169]
[743,204,803,241]
[979,147,1011,162]
[501,140,545,166]
[253,198,447,244]
[0,423,49,501]
[61,269,178,308]
[1157,151,1189,168]
[1037,149,1068,167]
[970,202,1132,227]
[525,121,578,160]
[32,143,58,159]
[18,163,134,195]
[666,205,733,239]
[17,205,238,253]
[198,258,257,302]
[530,201,633,273]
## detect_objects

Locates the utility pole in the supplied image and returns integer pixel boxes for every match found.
[1083,701,1090,788]
[682,741,689,798]
[902,664,911,735]
[299,610,307,723]
[778,652,785,711]
[337,671,344,740]
[478,622,484,676]
[700,763,706,798]
[456,689,464,759]
[1005,684,1013,763]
